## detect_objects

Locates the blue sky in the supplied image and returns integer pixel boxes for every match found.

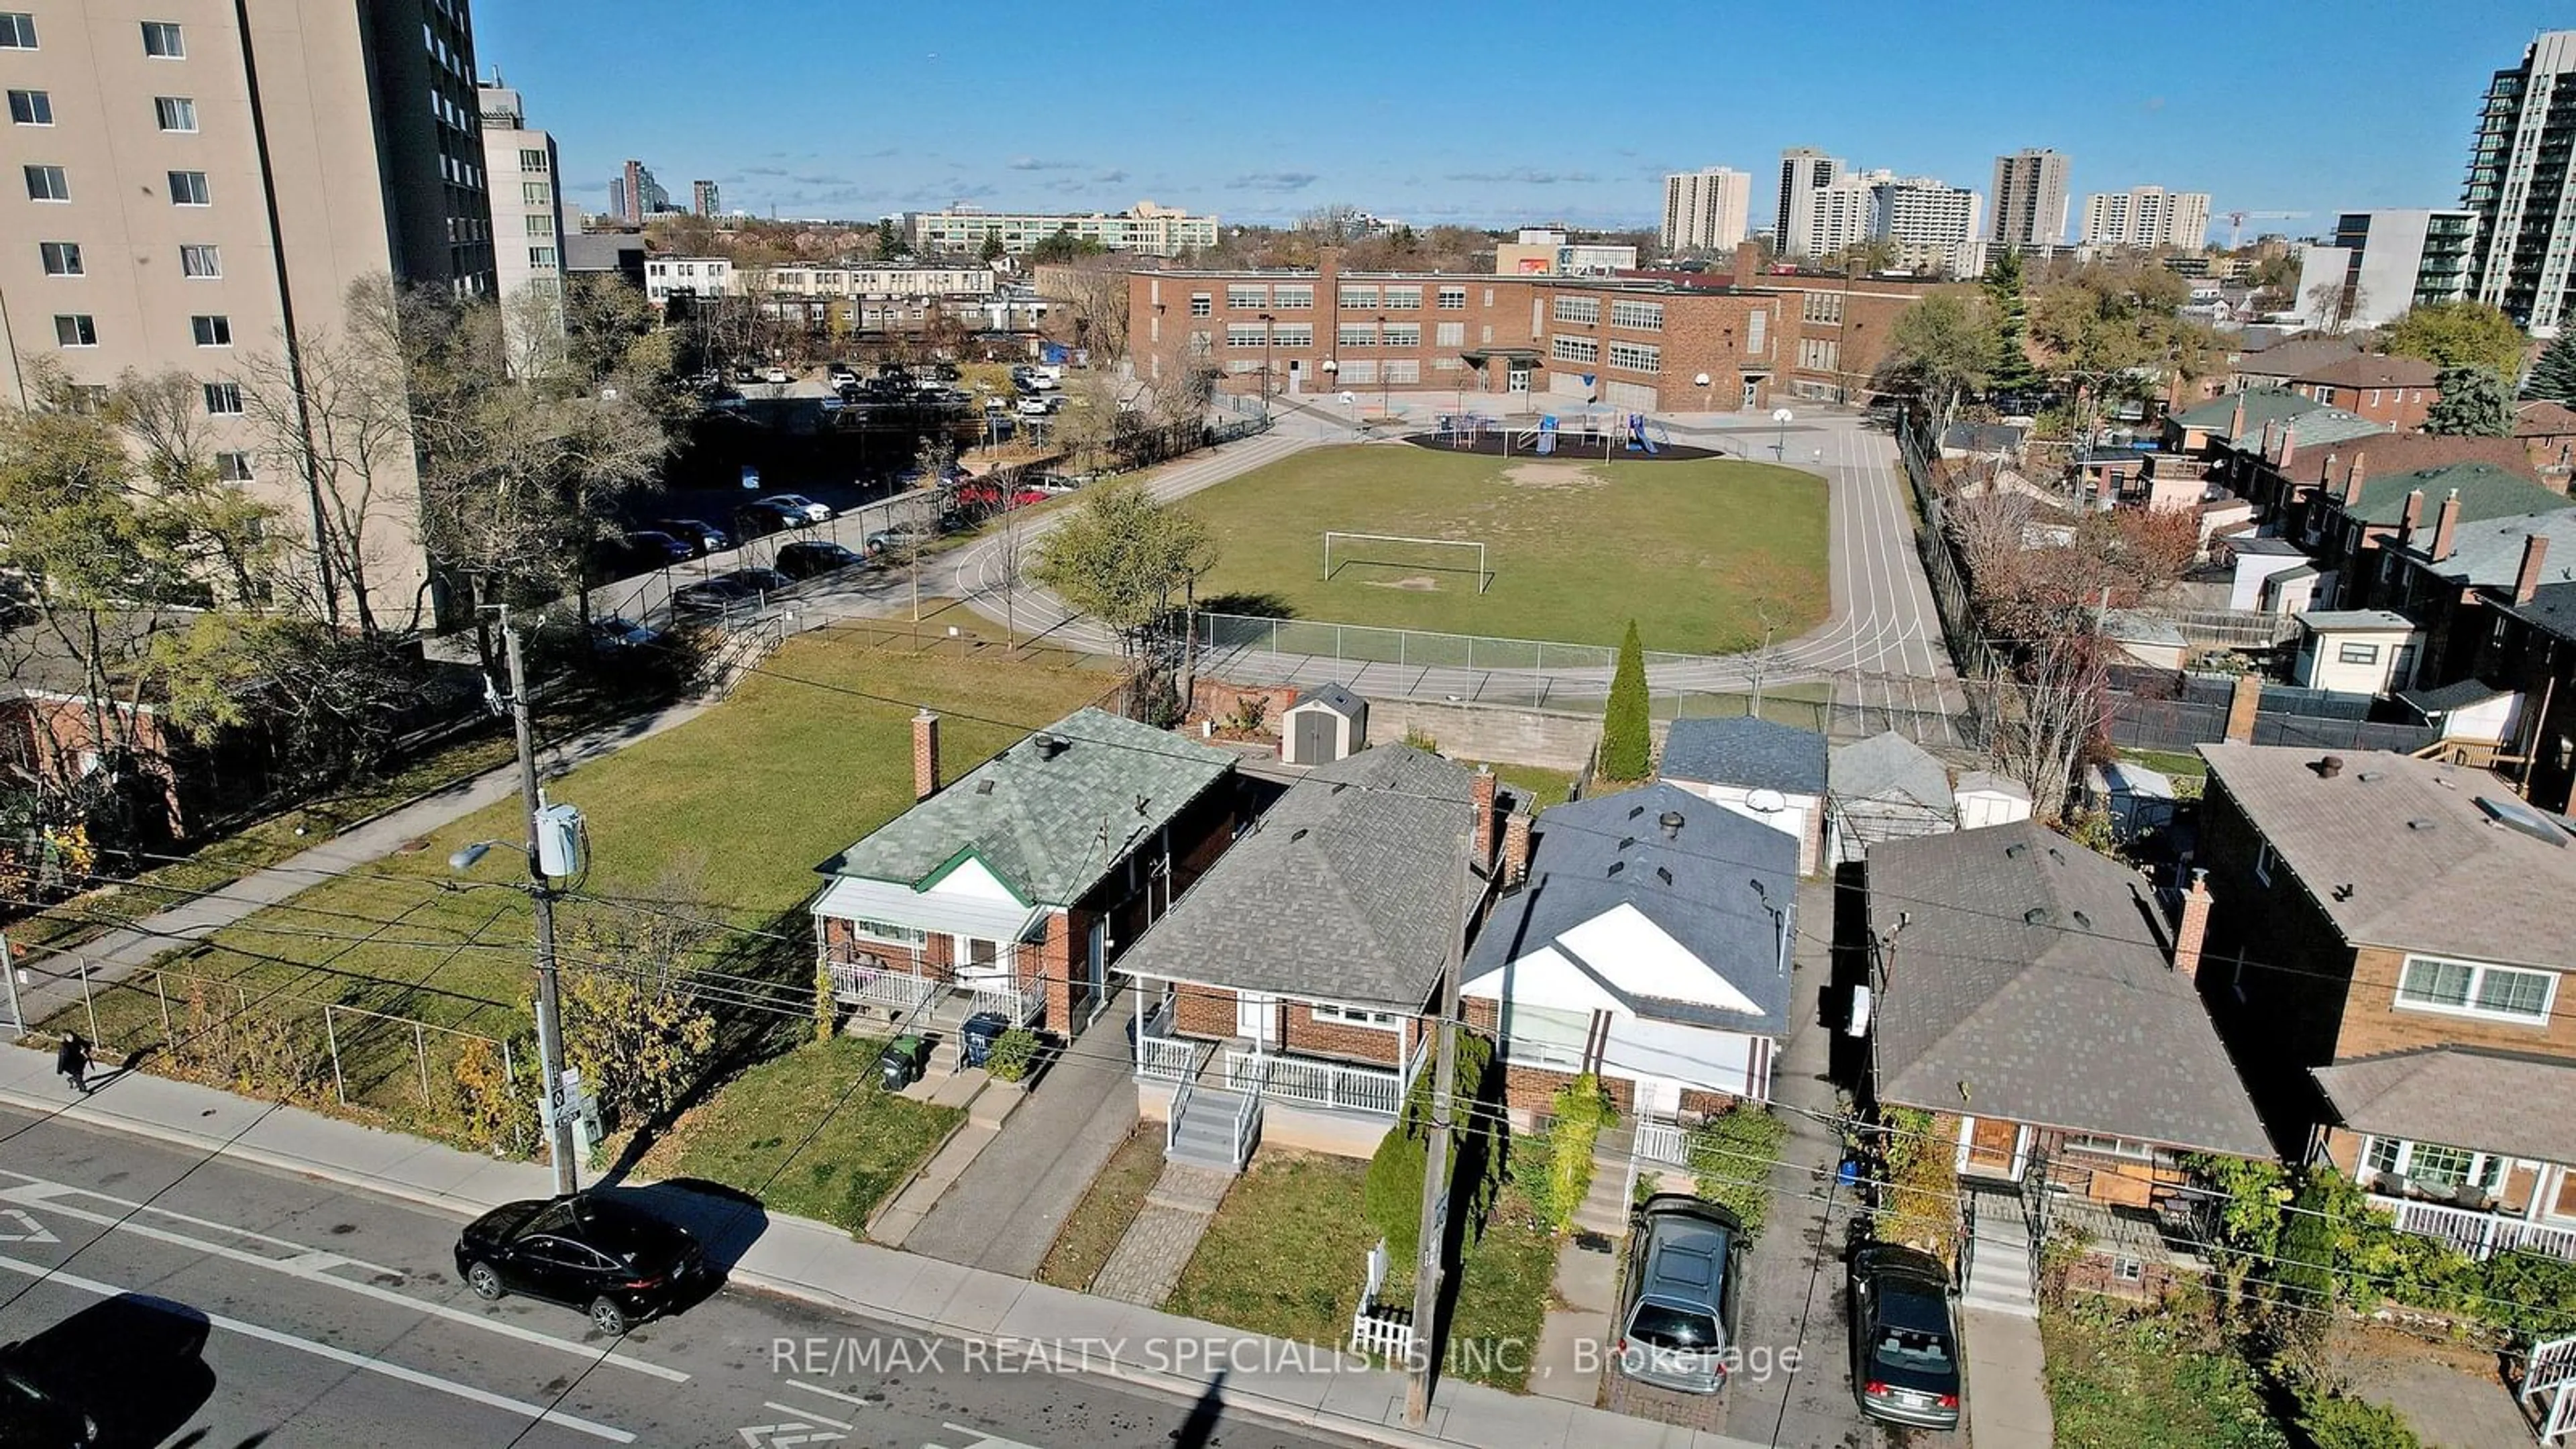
[476,0,2565,236]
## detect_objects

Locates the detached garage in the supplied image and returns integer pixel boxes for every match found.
[1281,684,1368,765]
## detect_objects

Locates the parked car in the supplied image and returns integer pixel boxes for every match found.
[587,615,664,652]
[864,524,930,556]
[1847,1244,1963,1430]
[1029,472,1084,494]
[672,577,751,614]
[761,364,792,386]
[455,1192,707,1336]
[717,566,793,597]
[734,499,801,535]
[1015,397,1053,417]
[654,518,730,556]
[775,541,865,580]
[622,530,692,567]
[757,493,834,524]
[824,361,857,388]
[1613,1193,1744,1396]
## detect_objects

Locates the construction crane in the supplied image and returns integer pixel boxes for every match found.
[2225,209,2312,249]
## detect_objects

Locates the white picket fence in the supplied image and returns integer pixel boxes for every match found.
[1348,1239,1415,1361]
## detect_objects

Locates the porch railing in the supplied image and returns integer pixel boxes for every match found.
[1231,1057,1268,1165]
[2372,1191,2576,1263]
[1222,1046,1405,1116]
[1635,1112,1692,1169]
[968,979,1043,1028]
[826,957,939,1016]
[1134,1003,1195,1083]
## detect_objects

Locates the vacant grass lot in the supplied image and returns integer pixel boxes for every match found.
[1181,445,1829,654]
[2041,1302,2288,1449]
[634,1035,965,1236]
[52,632,1114,1130]
[1036,1128,1166,1291]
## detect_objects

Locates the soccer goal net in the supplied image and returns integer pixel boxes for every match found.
[1320,532,1492,593]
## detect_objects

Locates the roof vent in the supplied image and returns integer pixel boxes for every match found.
[2004,841,2029,859]
[1628,804,1646,820]
[1659,810,1685,840]
[2357,769,2383,783]
[1289,827,1309,844]
[1607,860,1626,877]
[1656,866,1673,886]
[2070,909,2093,929]
[2046,847,2067,866]
[2406,818,2437,832]
[1034,733,1069,759]
[2023,907,2053,925]
[1619,836,1637,851]
[975,779,995,795]
[2315,754,2345,779]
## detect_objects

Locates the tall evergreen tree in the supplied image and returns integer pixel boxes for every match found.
[2524,333,2576,405]
[1980,249,2042,394]
[2426,366,2514,437]
[1601,621,1652,780]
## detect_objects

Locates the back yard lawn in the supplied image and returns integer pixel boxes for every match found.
[632,1036,963,1236]
[2042,1301,2288,1449]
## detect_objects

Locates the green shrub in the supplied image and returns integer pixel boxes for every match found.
[985,1027,1040,1083]
[1688,1106,1786,1237]
[1600,621,1651,780]
[1362,1034,1503,1262]
[2294,1385,2420,1449]
[1533,1076,1617,1234]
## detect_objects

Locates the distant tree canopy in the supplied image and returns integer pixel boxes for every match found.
[2380,300,2528,380]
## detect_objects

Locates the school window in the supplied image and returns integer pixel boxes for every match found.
[1270,284,1313,309]
[1223,323,1268,347]
[1383,359,1420,384]
[1338,359,1377,384]
[52,315,97,347]
[191,315,231,347]
[2396,955,2555,1024]
[1187,292,1212,317]
[1607,340,1660,372]
[1435,321,1465,347]
[1432,357,1465,373]
[1337,323,1377,347]
[1267,323,1313,347]
[1311,1004,1401,1031]
[1609,299,1664,331]
[39,241,80,276]
[2336,641,2379,665]
[1552,296,1601,325]
[1746,311,1767,354]
[1550,335,1599,364]
[1382,285,1421,310]
[0,13,34,48]
[168,170,211,205]
[203,382,244,415]
[180,244,221,278]
[141,21,185,58]
[518,147,547,172]
[1803,290,1844,324]
[1338,286,1380,309]
[1382,323,1421,347]
[7,88,48,124]
[24,164,67,201]
[216,451,254,482]
[1436,286,1466,310]
[154,96,197,131]
[1225,284,1267,309]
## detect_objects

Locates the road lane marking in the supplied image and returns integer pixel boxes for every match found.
[0,1208,57,1244]
[764,1401,852,1426]
[0,1177,688,1383]
[0,1251,635,1443]
[737,1425,845,1447]
[784,1379,877,1407]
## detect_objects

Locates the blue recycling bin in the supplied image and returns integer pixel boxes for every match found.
[960,1012,1010,1070]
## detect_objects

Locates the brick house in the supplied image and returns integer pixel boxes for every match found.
[1118,744,1493,1169]
[1657,716,1831,876]
[2349,508,2576,693]
[2239,430,2536,532]
[2195,743,2576,1261]
[2284,352,2440,430]
[1462,784,1798,1122]
[2294,460,2565,608]
[810,707,1242,1036]
[2480,577,2576,810]
[2514,399,2576,486]
[2226,337,2361,393]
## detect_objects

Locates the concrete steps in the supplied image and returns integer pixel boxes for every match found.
[1573,1146,1637,1240]
[1962,1189,2039,1320]
[1166,1087,1250,1173]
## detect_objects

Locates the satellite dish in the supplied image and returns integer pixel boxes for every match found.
[1746,788,1788,814]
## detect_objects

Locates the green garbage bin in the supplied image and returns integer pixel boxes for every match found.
[878,1035,923,1090]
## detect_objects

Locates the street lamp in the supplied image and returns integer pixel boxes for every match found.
[1772,407,1794,460]
[1322,358,1339,414]
[1258,311,1276,421]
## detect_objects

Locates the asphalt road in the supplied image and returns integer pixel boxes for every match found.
[0,1106,1360,1449]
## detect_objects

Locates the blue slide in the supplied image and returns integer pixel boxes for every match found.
[1628,413,1660,454]
[1537,415,1558,455]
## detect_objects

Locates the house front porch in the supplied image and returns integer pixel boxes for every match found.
[2350,1136,2576,1263]
[812,873,1089,1038]
[1131,991,1428,1167]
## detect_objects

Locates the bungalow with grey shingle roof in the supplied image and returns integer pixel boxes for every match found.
[811,706,1242,1036]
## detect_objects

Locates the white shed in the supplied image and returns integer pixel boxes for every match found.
[1281,684,1368,765]
[1953,771,2034,830]
[2292,610,2420,696]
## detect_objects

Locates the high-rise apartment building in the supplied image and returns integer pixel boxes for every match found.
[478,83,561,369]
[1868,176,1982,269]
[1,1,496,618]
[2466,30,2576,332]
[692,178,720,217]
[1805,170,1884,259]
[612,158,666,226]
[906,201,1218,258]
[1660,166,1752,253]
[1775,148,1843,259]
[2328,210,2477,329]
[2079,186,2211,250]
[1988,148,2072,248]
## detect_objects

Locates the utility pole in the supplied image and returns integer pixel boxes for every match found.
[502,610,580,1196]
[1405,835,1474,1426]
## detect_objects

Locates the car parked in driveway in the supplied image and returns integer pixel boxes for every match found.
[655,518,731,555]
[455,1192,706,1336]
[1613,1193,1744,1396]
[1847,1243,1962,1430]
[775,541,864,580]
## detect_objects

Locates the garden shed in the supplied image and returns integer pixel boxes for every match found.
[1281,684,1368,765]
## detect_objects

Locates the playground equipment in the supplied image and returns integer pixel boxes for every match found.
[1436,413,1501,449]
[1625,413,1672,455]
[1537,415,1558,455]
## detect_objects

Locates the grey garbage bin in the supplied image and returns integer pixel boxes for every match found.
[959,1012,1009,1070]
[878,1035,923,1089]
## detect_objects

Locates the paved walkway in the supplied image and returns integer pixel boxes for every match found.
[9,698,711,1032]
[1091,1160,1234,1305]
[1962,1309,2055,1448]
[1531,1235,1618,1407]
[869,1072,1011,1248]
[900,1002,1143,1276]
[0,1040,1774,1448]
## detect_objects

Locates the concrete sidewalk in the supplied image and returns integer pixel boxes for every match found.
[0,1041,1769,1449]
[10,698,709,1028]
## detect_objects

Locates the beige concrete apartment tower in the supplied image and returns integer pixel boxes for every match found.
[0,0,498,629]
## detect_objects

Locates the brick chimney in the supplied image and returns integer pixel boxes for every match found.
[2173,869,2213,981]
[2517,532,2553,605]
[1502,810,1532,888]
[2431,488,2462,564]
[1733,238,1764,284]
[2341,454,2368,506]
[2277,425,2298,472]
[2223,674,2263,745]
[912,710,941,800]
[2259,418,2278,458]
[2398,487,2426,545]
[1470,766,1496,866]
[2228,392,2247,443]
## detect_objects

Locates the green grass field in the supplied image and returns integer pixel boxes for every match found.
[1181,445,1829,654]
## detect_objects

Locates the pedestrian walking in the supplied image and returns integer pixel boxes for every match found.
[56,1032,90,1095]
